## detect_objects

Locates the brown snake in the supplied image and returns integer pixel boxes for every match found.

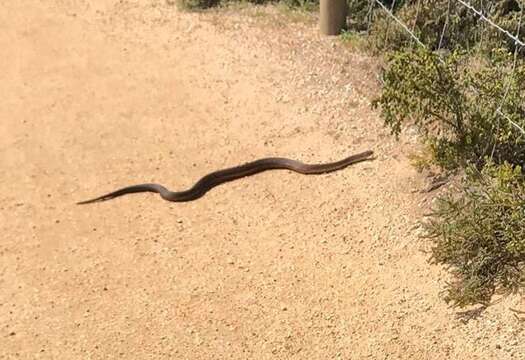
[77,150,374,204]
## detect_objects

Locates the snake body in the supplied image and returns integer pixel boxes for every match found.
[77,150,373,204]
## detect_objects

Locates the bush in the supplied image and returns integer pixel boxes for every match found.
[425,162,525,307]
[176,0,319,10]
[365,0,524,54]
[346,0,374,31]
[366,0,478,52]
[373,47,525,171]
[364,1,516,71]
[280,0,318,9]
[176,0,220,10]
[368,2,525,308]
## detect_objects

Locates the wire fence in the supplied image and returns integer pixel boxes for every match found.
[365,0,525,135]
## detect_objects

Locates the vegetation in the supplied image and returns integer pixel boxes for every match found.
[361,0,525,54]
[373,48,525,171]
[175,0,319,11]
[425,162,525,307]
[176,0,219,10]
[369,0,525,307]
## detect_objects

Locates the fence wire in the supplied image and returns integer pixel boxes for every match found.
[368,0,525,135]
[456,0,525,48]
[371,0,425,47]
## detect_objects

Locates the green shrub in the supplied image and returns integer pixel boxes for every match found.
[481,0,525,56]
[367,2,525,308]
[176,0,319,10]
[346,0,374,31]
[373,47,525,170]
[176,0,220,10]
[365,0,524,54]
[280,0,318,10]
[425,162,525,307]
[366,0,479,52]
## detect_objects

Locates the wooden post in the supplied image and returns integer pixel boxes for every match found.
[320,0,348,35]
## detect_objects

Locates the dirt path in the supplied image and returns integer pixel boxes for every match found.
[1,1,523,359]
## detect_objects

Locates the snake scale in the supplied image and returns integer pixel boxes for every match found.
[77,150,374,204]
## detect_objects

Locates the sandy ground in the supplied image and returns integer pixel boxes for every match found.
[1,1,524,359]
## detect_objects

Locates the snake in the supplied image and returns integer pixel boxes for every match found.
[77,150,374,204]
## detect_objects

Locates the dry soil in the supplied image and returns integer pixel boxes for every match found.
[1,1,524,359]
